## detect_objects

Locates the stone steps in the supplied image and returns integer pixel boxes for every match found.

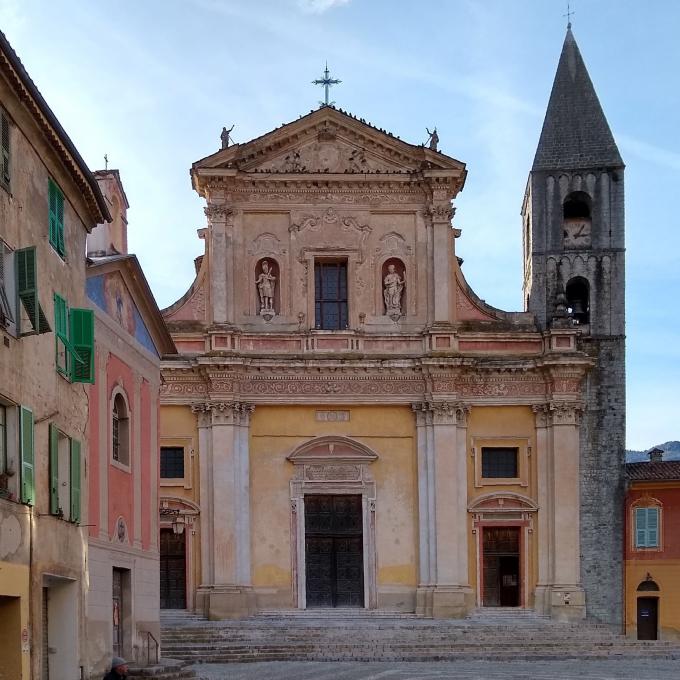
[127,658,196,679]
[159,612,680,664]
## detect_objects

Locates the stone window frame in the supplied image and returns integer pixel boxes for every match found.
[631,497,663,552]
[159,436,193,490]
[471,436,530,489]
[110,386,131,472]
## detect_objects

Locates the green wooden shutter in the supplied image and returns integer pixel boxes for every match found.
[19,406,34,505]
[70,439,81,523]
[635,508,647,547]
[54,293,69,375]
[48,179,58,248]
[69,308,95,383]
[647,508,659,547]
[15,247,50,335]
[55,188,65,256]
[1,109,10,188]
[49,423,60,515]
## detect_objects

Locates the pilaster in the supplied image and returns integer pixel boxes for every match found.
[192,400,255,619]
[413,400,473,618]
[204,205,232,324]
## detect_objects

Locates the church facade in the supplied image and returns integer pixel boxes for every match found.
[159,28,625,625]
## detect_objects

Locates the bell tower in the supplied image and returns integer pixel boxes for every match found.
[522,26,626,626]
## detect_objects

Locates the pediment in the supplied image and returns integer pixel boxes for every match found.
[287,435,379,466]
[194,107,465,178]
[468,493,538,513]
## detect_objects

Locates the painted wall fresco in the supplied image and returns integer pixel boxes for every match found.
[87,272,157,356]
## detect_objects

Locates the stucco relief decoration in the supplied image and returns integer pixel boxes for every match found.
[258,138,404,174]
[247,233,286,257]
[256,259,277,321]
[373,232,413,262]
[115,517,128,543]
[434,375,546,398]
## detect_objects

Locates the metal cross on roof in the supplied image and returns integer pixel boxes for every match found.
[312,62,341,107]
[564,1,575,28]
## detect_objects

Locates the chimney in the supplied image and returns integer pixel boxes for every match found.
[649,448,664,463]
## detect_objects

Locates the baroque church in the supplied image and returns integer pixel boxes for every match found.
[158,27,625,626]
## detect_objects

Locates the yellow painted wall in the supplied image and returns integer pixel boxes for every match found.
[626,561,680,640]
[250,405,417,591]
[0,561,30,680]
[159,405,201,598]
[465,405,538,605]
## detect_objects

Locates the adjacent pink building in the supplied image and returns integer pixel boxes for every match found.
[85,170,174,676]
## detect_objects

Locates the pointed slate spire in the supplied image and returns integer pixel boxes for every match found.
[532,27,623,171]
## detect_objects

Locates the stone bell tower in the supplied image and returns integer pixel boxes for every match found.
[522,26,626,626]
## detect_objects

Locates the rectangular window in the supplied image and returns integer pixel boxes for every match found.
[160,447,185,479]
[53,294,95,383]
[1,108,10,190]
[314,260,348,330]
[48,422,80,522]
[19,406,34,505]
[481,447,519,479]
[635,507,660,549]
[0,240,15,336]
[48,178,65,257]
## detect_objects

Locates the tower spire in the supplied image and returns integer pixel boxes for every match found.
[532,28,623,172]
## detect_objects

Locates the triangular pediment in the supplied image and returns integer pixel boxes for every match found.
[194,107,465,177]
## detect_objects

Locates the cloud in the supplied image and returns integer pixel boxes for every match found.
[297,0,351,13]
[618,133,680,172]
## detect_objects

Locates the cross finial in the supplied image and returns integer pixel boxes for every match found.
[564,1,575,28]
[312,62,341,107]
[104,153,108,170]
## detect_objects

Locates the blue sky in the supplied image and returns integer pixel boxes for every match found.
[2,0,678,449]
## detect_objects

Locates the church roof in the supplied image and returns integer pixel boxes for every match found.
[532,27,623,172]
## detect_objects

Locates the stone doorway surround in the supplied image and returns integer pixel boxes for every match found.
[287,436,378,610]
[468,492,537,610]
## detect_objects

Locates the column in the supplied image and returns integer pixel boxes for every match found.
[193,401,255,619]
[428,194,454,325]
[192,405,214,591]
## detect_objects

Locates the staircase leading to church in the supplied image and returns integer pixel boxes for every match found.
[160,609,680,664]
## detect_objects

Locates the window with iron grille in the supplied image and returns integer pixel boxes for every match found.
[481,447,519,478]
[314,260,348,330]
[160,447,185,479]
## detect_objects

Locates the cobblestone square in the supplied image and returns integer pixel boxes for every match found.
[190,659,680,680]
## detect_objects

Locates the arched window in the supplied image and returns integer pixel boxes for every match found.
[563,191,592,219]
[566,276,589,325]
[637,579,660,592]
[112,392,130,466]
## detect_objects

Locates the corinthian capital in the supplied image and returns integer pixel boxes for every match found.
[548,400,583,426]
[204,204,233,222]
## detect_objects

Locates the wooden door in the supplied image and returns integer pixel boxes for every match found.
[482,527,520,607]
[637,597,658,640]
[112,568,123,656]
[160,529,187,609]
[305,495,364,608]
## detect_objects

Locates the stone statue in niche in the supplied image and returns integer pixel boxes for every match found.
[256,259,276,320]
[383,263,405,320]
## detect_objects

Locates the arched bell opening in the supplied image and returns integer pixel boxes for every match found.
[566,276,590,325]
[562,191,592,248]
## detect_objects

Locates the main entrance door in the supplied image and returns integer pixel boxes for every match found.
[482,527,521,607]
[305,495,364,608]
[160,529,187,609]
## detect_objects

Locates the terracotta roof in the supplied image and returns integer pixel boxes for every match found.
[626,461,680,481]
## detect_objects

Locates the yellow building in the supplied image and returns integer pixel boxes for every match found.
[159,29,626,625]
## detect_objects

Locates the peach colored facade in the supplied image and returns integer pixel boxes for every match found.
[85,171,175,677]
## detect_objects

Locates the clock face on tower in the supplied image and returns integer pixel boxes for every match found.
[563,219,592,248]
